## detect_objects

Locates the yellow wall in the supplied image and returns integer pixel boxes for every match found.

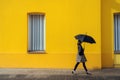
[0,0,101,69]
[101,0,120,67]
[114,54,120,67]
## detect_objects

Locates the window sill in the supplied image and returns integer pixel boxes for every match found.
[114,51,120,54]
[28,51,46,54]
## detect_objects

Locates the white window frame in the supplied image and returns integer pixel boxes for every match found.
[28,13,46,53]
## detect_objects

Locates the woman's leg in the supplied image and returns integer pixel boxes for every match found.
[74,62,80,71]
[82,62,91,74]
[72,62,80,74]
[82,62,88,72]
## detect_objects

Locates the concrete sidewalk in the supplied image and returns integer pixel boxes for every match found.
[0,68,119,80]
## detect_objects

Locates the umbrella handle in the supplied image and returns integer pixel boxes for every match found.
[83,43,85,50]
[83,32,87,50]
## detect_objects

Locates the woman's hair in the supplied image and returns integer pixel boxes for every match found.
[78,40,81,43]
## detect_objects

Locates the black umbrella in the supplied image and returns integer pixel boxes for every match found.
[75,34,96,43]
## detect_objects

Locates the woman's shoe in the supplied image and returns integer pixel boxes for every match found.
[86,71,92,75]
[72,70,76,74]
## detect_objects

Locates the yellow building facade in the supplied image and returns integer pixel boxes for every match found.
[101,0,120,68]
[0,0,119,69]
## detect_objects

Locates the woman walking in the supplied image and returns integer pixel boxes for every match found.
[72,40,91,74]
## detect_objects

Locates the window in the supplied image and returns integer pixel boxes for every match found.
[114,14,120,53]
[28,13,45,52]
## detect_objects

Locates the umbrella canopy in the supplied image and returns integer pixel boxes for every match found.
[75,34,96,43]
